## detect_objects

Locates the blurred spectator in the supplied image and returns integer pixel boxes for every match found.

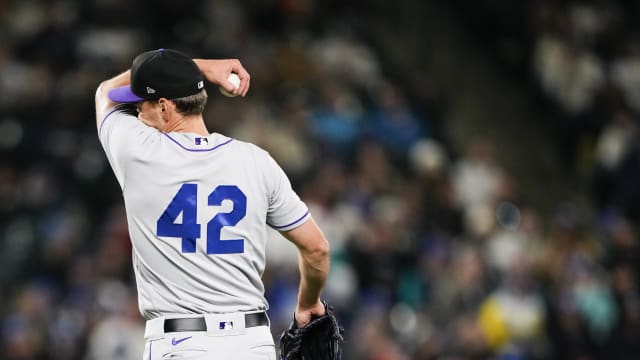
[477,259,547,359]
[85,281,144,360]
[610,39,640,113]
[310,82,364,155]
[534,34,605,116]
[592,110,638,210]
[364,82,428,157]
[594,110,637,171]
[310,31,383,89]
[451,136,506,237]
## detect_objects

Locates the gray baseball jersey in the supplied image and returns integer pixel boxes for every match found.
[98,107,310,320]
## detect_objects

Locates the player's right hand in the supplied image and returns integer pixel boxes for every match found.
[193,58,250,97]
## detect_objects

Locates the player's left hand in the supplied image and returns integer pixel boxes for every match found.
[295,300,326,328]
[280,300,344,360]
[193,58,250,97]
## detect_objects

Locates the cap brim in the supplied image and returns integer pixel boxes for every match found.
[108,85,144,103]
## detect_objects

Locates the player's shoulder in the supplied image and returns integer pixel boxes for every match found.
[98,104,147,138]
[219,136,280,173]
[223,136,270,157]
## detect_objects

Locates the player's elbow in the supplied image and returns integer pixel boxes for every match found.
[95,81,108,102]
[305,235,330,264]
[316,237,330,259]
[301,237,330,280]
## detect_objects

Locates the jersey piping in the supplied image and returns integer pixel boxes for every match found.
[162,133,234,152]
[98,108,120,137]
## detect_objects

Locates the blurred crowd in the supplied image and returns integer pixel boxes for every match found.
[531,0,640,214]
[1,0,640,359]
[531,1,640,357]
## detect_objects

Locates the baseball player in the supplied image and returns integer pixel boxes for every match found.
[94,49,330,359]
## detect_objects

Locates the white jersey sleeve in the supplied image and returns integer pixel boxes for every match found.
[263,153,311,231]
[97,106,158,188]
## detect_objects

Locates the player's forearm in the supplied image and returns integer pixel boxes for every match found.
[280,219,331,308]
[297,241,330,308]
[95,70,131,125]
[97,69,131,96]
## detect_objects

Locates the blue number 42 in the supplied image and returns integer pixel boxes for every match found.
[156,184,246,254]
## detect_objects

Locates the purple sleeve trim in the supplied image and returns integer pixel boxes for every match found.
[269,210,310,230]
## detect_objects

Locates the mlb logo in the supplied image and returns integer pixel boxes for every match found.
[219,321,234,330]
[195,137,208,145]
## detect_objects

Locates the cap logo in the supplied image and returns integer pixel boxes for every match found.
[146,86,156,94]
[197,81,204,89]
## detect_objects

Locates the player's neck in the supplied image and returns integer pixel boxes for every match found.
[163,114,209,136]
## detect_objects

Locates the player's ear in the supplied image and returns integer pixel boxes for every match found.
[158,98,174,113]
[156,98,166,112]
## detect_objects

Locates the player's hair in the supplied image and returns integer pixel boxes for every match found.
[115,103,138,117]
[172,89,208,116]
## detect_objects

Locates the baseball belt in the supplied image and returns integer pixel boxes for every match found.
[164,312,269,332]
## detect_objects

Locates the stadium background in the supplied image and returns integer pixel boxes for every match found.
[2,0,640,359]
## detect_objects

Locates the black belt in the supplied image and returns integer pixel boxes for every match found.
[164,312,269,333]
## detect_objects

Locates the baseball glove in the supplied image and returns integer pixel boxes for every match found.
[279,301,344,360]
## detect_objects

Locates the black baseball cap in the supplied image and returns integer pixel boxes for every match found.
[108,48,205,103]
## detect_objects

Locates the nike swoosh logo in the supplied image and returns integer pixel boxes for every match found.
[171,336,192,346]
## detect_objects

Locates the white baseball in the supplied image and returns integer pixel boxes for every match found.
[219,73,240,97]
